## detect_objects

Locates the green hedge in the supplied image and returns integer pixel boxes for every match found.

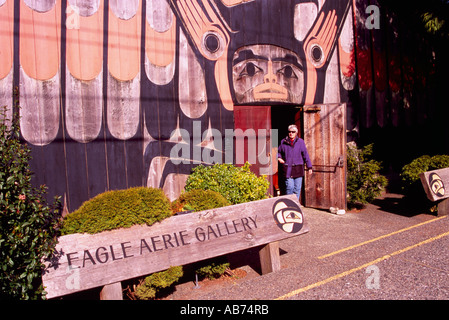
[184,162,269,205]
[400,155,449,192]
[60,187,173,235]
[171,189,230,213]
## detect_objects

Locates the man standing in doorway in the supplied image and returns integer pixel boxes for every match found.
[277,125,313,203]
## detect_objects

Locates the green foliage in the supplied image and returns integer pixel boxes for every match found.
[400,154,449,194]
[346,142,388,206]
[171,189,230,213]
[134,266,183,300]
[60,187,173,235]
[195,256,230,280]
[184,162,270,205]
[0,106,62,300]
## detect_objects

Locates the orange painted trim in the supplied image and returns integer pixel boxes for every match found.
[20,0,61,81]
[0,0,14,79]
[108,1,141,81]
[146,18,176,68]
[66,0,103,81]
[215,52,233,111]
[303,10,338,104]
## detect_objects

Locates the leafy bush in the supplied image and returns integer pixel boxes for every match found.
[1,106,62,300]
[133,266,183,300]
[346,142,388,206]
[184,162,270,205]
[195,256,230,280]
[171,189,230,213]
[400,154,449,192]
[60,187,173,235]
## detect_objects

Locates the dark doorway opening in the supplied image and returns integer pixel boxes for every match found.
[270,105,303,197]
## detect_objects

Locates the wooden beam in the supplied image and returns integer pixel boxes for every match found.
[259,242,281,274]
[437,198,449,216]
[100,282,123,300]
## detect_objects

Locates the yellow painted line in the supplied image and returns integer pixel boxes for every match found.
[318,216,447,259]
[276,230,449,300]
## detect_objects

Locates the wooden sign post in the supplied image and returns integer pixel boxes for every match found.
[42,195,308,299]
[420,167,449,216]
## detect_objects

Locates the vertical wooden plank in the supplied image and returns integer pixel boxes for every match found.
[258,242,281,275]
[65,0,104,143]
[100,282,123,300]
[0,0,13,80]
[326,105,334,207]
[19,0,61,146]
[323,103,331,208]
[304,104,346,210]
[0,0,14,128]
[65,141,90,212]
[438,198,449,216]
[107,0,141,140]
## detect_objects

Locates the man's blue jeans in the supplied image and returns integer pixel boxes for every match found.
[285,177,303,201]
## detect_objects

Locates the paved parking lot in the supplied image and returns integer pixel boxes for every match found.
[171,193,449,300]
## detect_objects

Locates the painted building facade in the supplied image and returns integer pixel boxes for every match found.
[0,0,437,212]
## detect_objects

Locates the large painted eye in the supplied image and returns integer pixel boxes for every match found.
[277,65,298,79]
[311,45,322,62]
[239,62,263,78]
[201,30,226,60]
[204,33,220,53]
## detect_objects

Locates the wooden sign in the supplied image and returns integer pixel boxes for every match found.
[42,195,308,299]
[419,168,449,202]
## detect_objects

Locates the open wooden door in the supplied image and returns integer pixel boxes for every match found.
[303,103,347,210]
[234,106,275,195]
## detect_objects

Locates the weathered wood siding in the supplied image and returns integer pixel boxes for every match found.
[0,0,436,212]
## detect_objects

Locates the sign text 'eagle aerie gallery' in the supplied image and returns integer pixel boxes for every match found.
[42,195,308,298]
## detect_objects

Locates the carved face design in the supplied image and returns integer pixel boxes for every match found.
[429,173,445,197]
[232,45,304,104]
[272,198,304,234]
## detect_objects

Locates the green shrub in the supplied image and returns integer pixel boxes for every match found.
[1,106,62,300]
[60,187,173,235]
[346,142,388,206]
[400,154,449,192]
[171,189,230,213]
[195,256,230,280]
[184,162,270,205]
[134,266,183,300]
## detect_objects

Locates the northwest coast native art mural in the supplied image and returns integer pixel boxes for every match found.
[0,0,435,212]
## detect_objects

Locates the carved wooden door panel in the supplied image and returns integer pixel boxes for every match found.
[303,103,347,210]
